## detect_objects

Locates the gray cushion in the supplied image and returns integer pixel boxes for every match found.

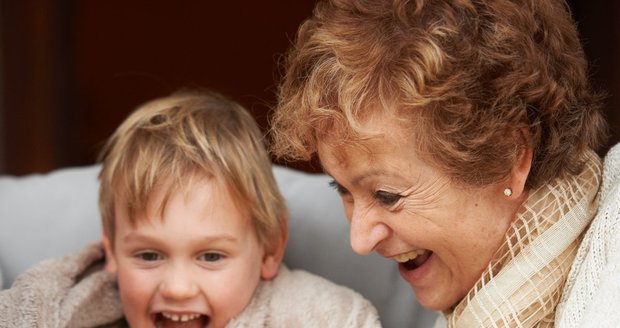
[0,165,102,286]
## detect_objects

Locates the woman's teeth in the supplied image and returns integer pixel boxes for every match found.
[392,249,426,263]
[161,312,202,322]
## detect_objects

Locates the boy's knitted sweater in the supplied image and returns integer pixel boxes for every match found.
[0,244,123,327]
[0,243,380,328]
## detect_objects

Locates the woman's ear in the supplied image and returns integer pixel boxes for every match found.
[505,128,533,200]
[102,233,118,273]
[260,218,289,280]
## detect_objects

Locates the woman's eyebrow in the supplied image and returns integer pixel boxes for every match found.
[325,169,400,186]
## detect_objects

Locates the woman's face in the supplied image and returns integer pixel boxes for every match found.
[317,115,523,311]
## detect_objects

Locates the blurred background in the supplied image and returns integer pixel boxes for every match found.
[1,0,618,176]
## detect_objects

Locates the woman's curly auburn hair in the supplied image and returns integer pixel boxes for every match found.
[270,0,607,188]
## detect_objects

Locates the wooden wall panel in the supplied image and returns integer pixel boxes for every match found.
[1,1,66,174]
[568,0,620,154]
[67,1,318,170]
[1,1,317,175]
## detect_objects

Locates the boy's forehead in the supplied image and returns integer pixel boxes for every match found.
[113,173,246,226]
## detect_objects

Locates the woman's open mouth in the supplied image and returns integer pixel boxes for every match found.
[392,249,432,270]
[154,312,210,328]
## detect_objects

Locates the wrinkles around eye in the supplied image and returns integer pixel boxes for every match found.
[374,190,402,206]
[400,177,449,212]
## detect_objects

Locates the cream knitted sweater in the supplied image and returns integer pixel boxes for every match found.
[555,144,620,327]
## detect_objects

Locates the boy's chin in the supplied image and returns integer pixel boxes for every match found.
[152,313,210,328]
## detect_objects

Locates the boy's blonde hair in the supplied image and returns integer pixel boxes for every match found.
[98,90,287,252]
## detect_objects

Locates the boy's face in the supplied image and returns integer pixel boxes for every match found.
[104,176,278,328]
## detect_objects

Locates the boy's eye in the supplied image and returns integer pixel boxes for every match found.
[374,190,402,206]
[198,252,223,262]
[135,251,163,262]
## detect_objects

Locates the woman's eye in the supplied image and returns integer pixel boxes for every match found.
[198,252,223,262]
[328,180,349,195]
[374,190,402,206]
[135,251,163,262]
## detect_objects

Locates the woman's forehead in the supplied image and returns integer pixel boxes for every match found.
[318,113,412,150]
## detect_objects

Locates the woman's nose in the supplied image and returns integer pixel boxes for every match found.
[159,265,199,300]
[348,205,390,255]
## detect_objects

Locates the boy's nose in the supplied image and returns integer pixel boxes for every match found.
[159,265,199,300]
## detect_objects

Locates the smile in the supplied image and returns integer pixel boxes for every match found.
[391,249,432,270]
[154,311,210,328]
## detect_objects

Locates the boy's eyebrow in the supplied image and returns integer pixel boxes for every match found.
[122,232,239,244]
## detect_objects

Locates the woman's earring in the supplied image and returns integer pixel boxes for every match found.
[503,187,513,197]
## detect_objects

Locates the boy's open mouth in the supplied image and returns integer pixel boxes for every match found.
[154,312,210,328]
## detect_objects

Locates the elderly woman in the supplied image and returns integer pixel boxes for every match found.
[270,0,620,327]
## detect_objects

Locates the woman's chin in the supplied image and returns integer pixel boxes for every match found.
[398,252,462,312]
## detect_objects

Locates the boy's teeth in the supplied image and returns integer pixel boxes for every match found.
[162,312,200,322]
[392,250,425,263]
[180,314,198,321]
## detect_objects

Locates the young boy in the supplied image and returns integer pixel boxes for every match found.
[0,90,380,327]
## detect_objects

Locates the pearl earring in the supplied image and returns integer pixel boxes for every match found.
[503,187,513,197]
